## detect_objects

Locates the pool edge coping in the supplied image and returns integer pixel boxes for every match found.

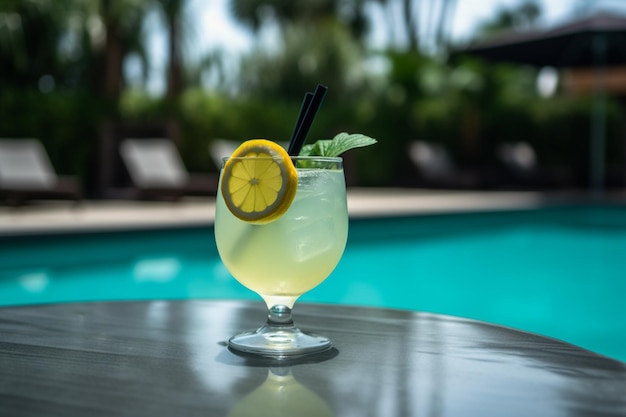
[1,188,625,237]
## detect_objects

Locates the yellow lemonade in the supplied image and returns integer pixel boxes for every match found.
[215,166,348,307]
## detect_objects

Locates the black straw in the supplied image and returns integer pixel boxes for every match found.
[287,92,313,154]
[287,84,328,156]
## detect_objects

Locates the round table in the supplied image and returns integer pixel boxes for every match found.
[1,300,625,416]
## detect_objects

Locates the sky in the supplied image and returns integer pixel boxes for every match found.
[186,0,590,53]
[142,0,626,93]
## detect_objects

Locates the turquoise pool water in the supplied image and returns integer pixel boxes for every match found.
[1,205,625,363]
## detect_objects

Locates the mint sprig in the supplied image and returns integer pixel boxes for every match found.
[299,132,377,157]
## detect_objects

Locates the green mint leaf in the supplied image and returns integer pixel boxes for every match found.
[327,132,377,156]
[299,132,377,157]
[299,140,334,156]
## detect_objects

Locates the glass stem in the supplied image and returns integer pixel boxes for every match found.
[267,305,294,327]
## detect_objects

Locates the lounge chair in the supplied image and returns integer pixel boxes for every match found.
[208,139,289,170]
[408,140,481,189]
[497,142,537,173]
[119,138,218,200]
[495,141,572,189]
[208,139,241,170]
[0,138,81,206]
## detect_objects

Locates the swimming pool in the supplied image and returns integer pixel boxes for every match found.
[1,204,625,363]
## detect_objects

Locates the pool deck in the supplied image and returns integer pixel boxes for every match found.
[1,188,624,236]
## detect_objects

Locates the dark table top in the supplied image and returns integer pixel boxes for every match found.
[1,300,625,417]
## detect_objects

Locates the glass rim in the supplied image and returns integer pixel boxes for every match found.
[221,155,343,163]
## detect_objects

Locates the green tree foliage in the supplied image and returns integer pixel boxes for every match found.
[475,0,541,38]
[230,0,370,40]
[238,22,366,100]
[230,0,373,100]
[0,0,82,90]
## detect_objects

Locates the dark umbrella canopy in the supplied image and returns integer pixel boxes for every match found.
[458,12,626,68]
[455,12,626,192]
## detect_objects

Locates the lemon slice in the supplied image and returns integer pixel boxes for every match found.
[221,139,298,224]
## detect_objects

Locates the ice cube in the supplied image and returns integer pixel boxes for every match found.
[291,215,337,262]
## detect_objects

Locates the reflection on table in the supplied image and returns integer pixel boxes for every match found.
[228,366,333,417]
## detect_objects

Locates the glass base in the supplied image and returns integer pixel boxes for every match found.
[228,324,332,359]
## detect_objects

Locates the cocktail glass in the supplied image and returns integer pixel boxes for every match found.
[215,156,348,358]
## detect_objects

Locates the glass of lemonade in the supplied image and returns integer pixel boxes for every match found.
[215,155,348,357]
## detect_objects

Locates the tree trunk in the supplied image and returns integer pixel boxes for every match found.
[102,0,124,98]
[435,0,456,51]
[403,0,419,52]
[166,13,184,99]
